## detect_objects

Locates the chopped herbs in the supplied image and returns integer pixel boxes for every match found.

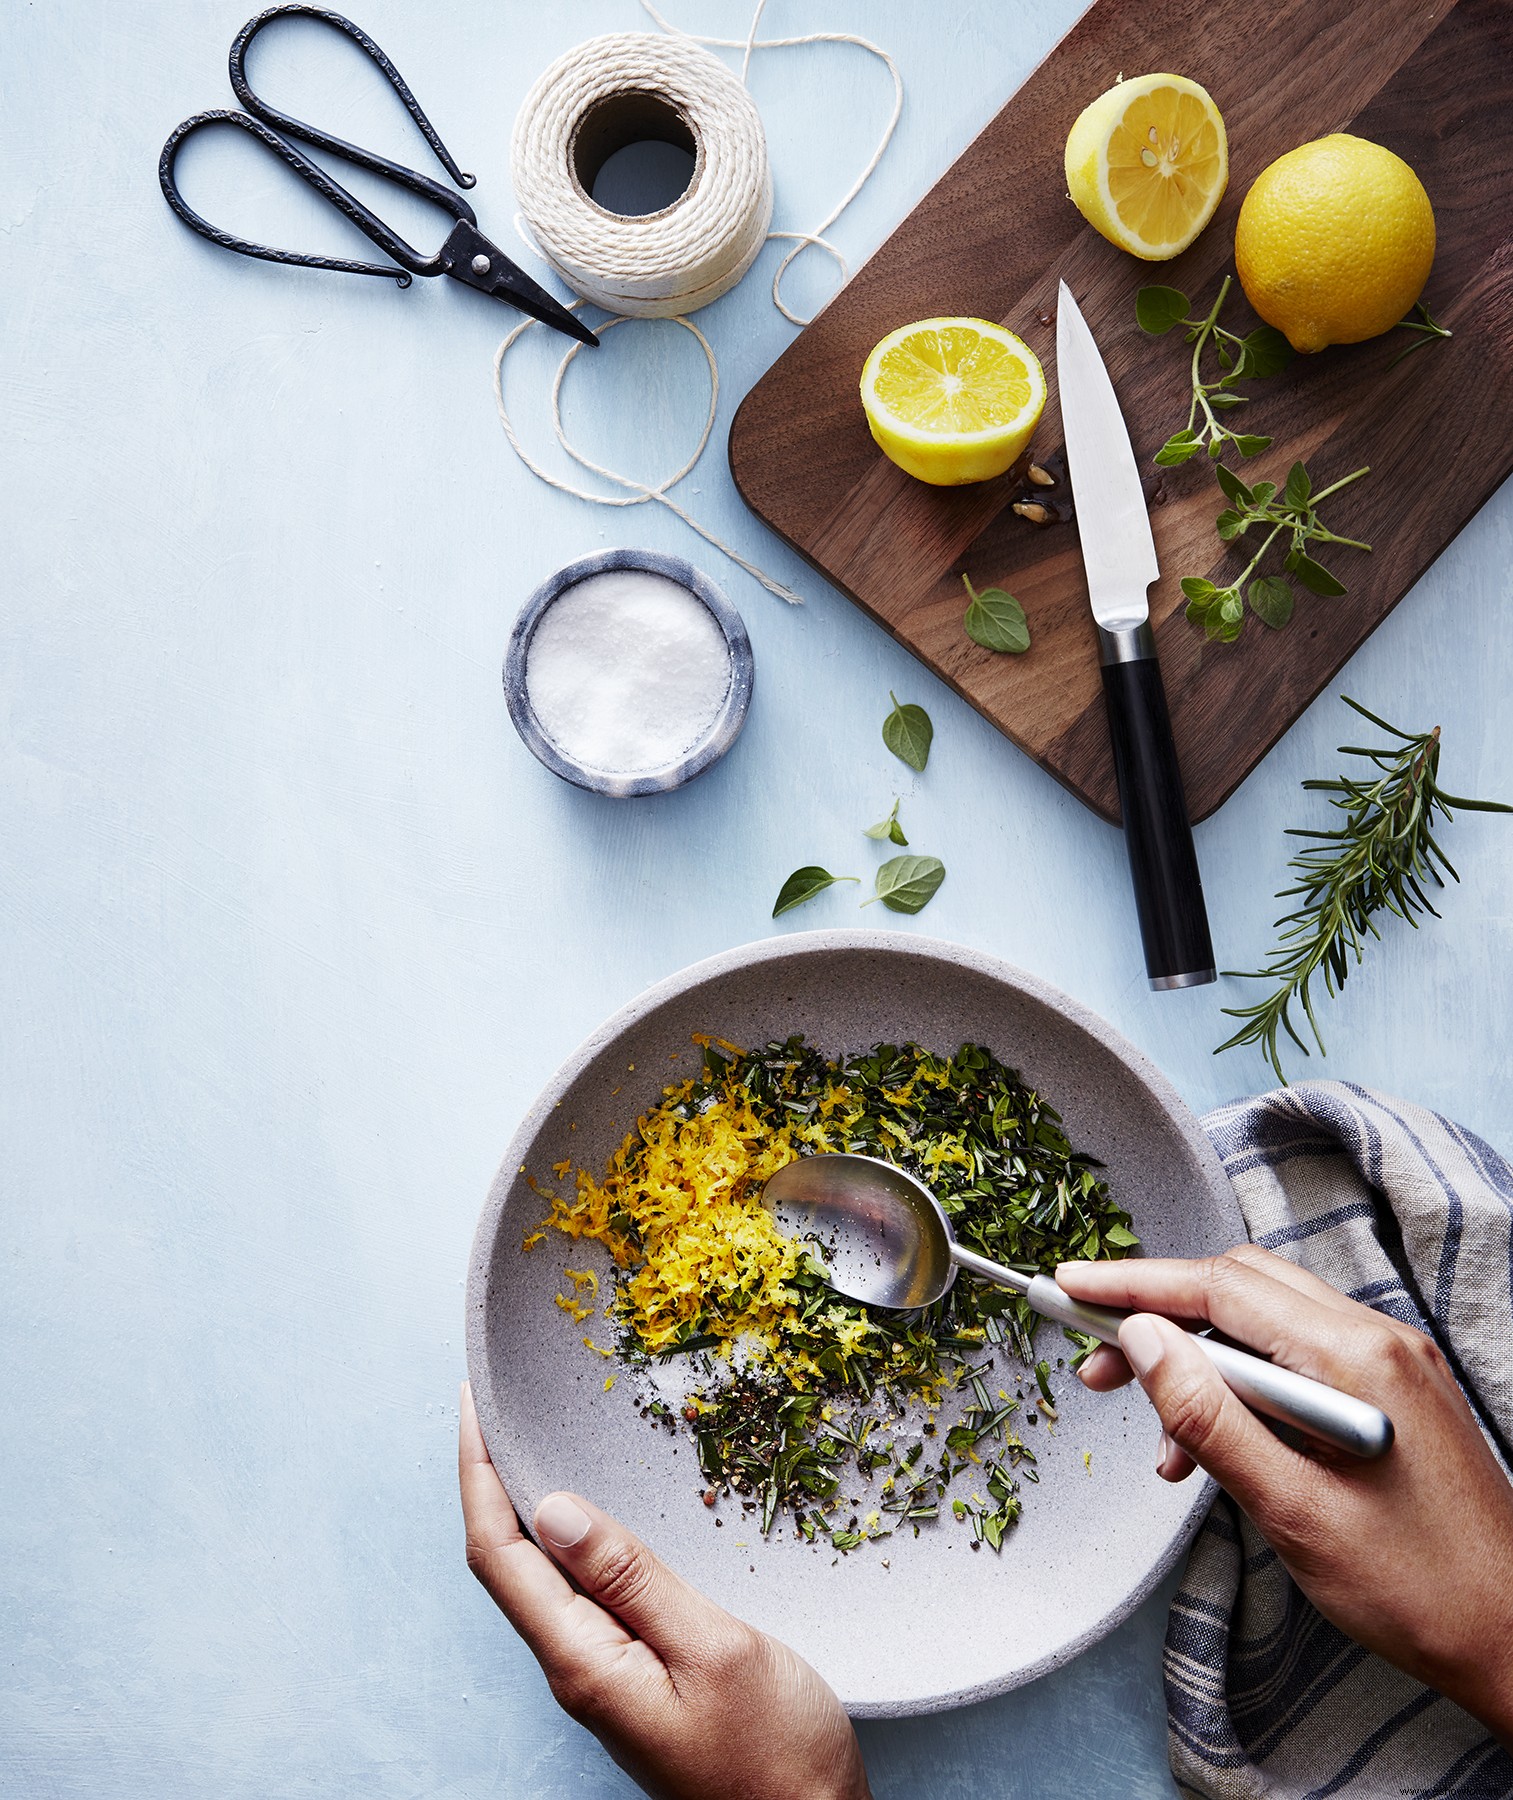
[540,1036,1138,1555]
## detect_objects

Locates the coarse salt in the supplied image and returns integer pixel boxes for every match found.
[525,568,731,774]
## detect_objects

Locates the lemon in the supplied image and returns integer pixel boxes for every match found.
[1235,134,1434,353]
[1064,74,1228,260]
[859,318,1046,486]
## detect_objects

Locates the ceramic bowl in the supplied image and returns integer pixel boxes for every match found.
[503,547,753,798]
[466,932,1242,1716]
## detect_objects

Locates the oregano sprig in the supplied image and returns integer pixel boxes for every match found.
[1388,299,1452,369]
[1136,275,1294,465]
[1181,459,1371,643]
[1216,696,1511,1082]
[864,798,908,846]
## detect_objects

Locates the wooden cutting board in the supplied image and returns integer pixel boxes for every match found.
[727,0,1513,823]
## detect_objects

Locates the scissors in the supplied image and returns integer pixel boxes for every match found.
[158,4,597,346]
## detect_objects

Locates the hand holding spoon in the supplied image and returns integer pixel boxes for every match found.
[762,1152,1393,1460]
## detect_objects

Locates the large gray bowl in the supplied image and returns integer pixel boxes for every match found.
[466,932,1241,1716]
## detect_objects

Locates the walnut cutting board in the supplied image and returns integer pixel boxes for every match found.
[727,0,1513,823]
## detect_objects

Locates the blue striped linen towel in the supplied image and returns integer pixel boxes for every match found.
[1168,1082,1513,1800]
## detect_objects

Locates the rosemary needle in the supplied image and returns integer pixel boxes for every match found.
[1217,696,1511,1083]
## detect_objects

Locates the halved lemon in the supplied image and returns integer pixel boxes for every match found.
[1065,73,1228,260]
[859,318,1046,486]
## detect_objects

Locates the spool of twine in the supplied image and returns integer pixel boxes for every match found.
[510,32,774,318]
[495,6,902,605]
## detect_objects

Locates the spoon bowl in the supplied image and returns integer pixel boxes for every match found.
[762,1152,959,1308]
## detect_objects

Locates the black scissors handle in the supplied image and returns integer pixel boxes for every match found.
[158,5,475,284]
[228,6,478,222]
[158,5,597,342]
[159,109,442,285]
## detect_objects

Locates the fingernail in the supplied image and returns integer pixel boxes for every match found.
[1120,1314,1165,1379]
[535,1493,591,1549]
[1157,1429,1172,1471]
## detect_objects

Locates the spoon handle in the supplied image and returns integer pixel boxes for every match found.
[1019,1271,1394,1461]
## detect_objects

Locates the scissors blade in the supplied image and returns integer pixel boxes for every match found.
[439,220,598,346]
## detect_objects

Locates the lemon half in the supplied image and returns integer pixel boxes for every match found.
[1236,135,1435,352]
[859,318,1046,486]
[1065,73,1228,260]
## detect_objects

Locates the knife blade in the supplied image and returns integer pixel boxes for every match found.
[1056,280,1216,990]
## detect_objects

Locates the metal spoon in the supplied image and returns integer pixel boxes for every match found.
[762,1152,1393,1460]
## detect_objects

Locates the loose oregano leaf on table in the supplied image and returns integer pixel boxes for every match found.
[864,798,908,846]
[882,692,933,771]
[1137,274,1293,465]
[772,866,858,918]
[1215,696,1512,1083]
[962,575,1031,654]
[1183,459,1371,643]
[862,854,946,914]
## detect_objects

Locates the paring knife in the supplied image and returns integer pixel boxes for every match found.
[1056,280,1216,990]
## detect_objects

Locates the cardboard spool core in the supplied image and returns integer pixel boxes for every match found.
[570,88,702,217]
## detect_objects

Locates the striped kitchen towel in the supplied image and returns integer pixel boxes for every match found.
[1168,1082,1513,1800]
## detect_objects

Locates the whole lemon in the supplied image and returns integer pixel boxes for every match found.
[1235,134,1434,353]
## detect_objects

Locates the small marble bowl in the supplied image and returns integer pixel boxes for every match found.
[504,548,754,798]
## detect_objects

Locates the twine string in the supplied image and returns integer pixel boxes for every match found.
[493,4,902,603]
[640,0,904,325]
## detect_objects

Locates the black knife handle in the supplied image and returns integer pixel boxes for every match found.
[1098,626,1216,990]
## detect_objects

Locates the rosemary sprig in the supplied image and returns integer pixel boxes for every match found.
[1136,275,1294,464]
[1217,697,1511,1082]
[1388,300,1452,369]
[1181,459,1371,642]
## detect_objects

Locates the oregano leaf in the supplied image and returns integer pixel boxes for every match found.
[1135,285,1189,335]
[1290,553,1346,597]
[1239,326,1293,378]
[1215,463,1253,507]
[1248,575,1295,628]
[882,692,933,771]
[1155,431,1202,466]
[773,866,858,918]
[962,575,1030,654]
[862,854,946,915]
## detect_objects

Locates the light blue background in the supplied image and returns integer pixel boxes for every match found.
[3,3,1509,1796]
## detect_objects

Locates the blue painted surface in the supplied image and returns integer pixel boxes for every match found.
[2,3,1509,1796]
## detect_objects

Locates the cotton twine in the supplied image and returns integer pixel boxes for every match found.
[493,1,902,604]
[510,30,773,318]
